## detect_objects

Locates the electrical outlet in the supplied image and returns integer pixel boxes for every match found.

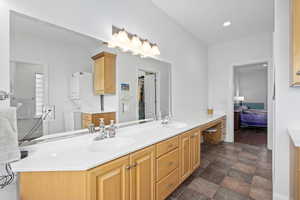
[43,105,55,121]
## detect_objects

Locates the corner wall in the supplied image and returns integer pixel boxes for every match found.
[207,33,273,144]
[273,0,300,199]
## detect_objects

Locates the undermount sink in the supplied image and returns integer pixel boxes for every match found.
[89,137,136,152]
[165,121,188,129]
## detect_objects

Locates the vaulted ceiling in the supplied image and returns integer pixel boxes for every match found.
[152,0,274,44]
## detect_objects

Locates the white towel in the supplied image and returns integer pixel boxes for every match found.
[0,107,20,163]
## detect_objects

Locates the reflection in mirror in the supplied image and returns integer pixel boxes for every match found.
[10,12,172,142]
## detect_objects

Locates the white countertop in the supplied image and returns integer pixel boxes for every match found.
[11,112,225,172]
[288,129,300,147]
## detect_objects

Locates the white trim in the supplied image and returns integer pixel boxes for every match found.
[228,58,274,150]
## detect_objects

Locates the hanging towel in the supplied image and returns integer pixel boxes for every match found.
[0,107,20,164]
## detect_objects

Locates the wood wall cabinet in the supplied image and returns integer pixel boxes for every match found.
[292,0,300,86]
[82,112,116,128]
[92,52,116,94]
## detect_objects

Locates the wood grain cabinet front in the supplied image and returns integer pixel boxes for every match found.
[129,146,156,200]
[92,52,116,94]
[87,156,130,200]
[190,129,201,171]
[292,0,300,86]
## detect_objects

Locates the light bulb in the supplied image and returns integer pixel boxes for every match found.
[131,35,142,48]
[117,30,130,44]
[151,44,160,56]
[141,40,152,56]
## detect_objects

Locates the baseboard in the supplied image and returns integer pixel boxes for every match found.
[273,192,289,200]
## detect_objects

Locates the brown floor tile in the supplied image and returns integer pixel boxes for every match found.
[177,188,210,200]
[200,158,211,169]
[214,187,250,200]
[168,142,272,200]
[255,167,272,180]
[256,161,272,170]
[251,176,272,191]
[249,187,272,200]
[187,177,219,198]
[238,156,257,166]
[232,162,256,174]
[221,176,250,196]
[238,151,258,161]
[200,165,226,184]
[235,128,267,146]
[228,169,253,184]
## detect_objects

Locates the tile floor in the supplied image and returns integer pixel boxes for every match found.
[234,128,267,146]
[167,142,272,200]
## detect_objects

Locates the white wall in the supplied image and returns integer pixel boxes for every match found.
[273,0,300,199]
[236,66,268,107]
[208,33,273,143]
[0,1,208,199]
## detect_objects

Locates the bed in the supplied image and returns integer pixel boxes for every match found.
[235,102,268,128]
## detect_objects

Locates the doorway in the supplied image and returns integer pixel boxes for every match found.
[233,62,269,146]
[137,69,158,120]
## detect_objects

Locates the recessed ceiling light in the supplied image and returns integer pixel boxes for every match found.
[223,21,231,27]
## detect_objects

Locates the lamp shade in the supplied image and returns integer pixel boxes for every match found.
[233,96,245,102]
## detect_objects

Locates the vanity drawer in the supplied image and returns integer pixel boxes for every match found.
[156,168,179,200]
[156,136,179,158]
[156,148,179,181]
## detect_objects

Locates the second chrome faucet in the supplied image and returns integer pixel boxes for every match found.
[92,118,117,141]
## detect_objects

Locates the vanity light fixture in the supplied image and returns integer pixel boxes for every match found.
[108,26,161,58]
[223,21,231,27]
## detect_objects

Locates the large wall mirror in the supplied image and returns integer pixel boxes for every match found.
[9,12,172,142]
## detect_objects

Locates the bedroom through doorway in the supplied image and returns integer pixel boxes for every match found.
[233,63,269,146]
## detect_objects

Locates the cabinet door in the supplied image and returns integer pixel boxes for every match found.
[190,130,201,171]
[180,131,191,181]
[130,146,156,200]
[293,0,300,86]
[94,57,105,94]
[87,156,130,200]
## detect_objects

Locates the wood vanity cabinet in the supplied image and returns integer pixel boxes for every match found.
[87,155,130,200]
[87,145,156,200]
[20,122,226,200]
[190,129,201,171]
[82,112,116,128]
[130,146,156,200]
[292,0,300,86]
[179,128,201,181]
[92,52,116,94]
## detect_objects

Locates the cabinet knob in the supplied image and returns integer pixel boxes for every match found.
[297,71,300,76]
[132,163,137,168]
[168,161,174,166]
[126,165,131,170]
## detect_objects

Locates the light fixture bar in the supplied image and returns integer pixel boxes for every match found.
[108,26,160,58]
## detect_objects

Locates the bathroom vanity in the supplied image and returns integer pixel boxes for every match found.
[13,114,226,200]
